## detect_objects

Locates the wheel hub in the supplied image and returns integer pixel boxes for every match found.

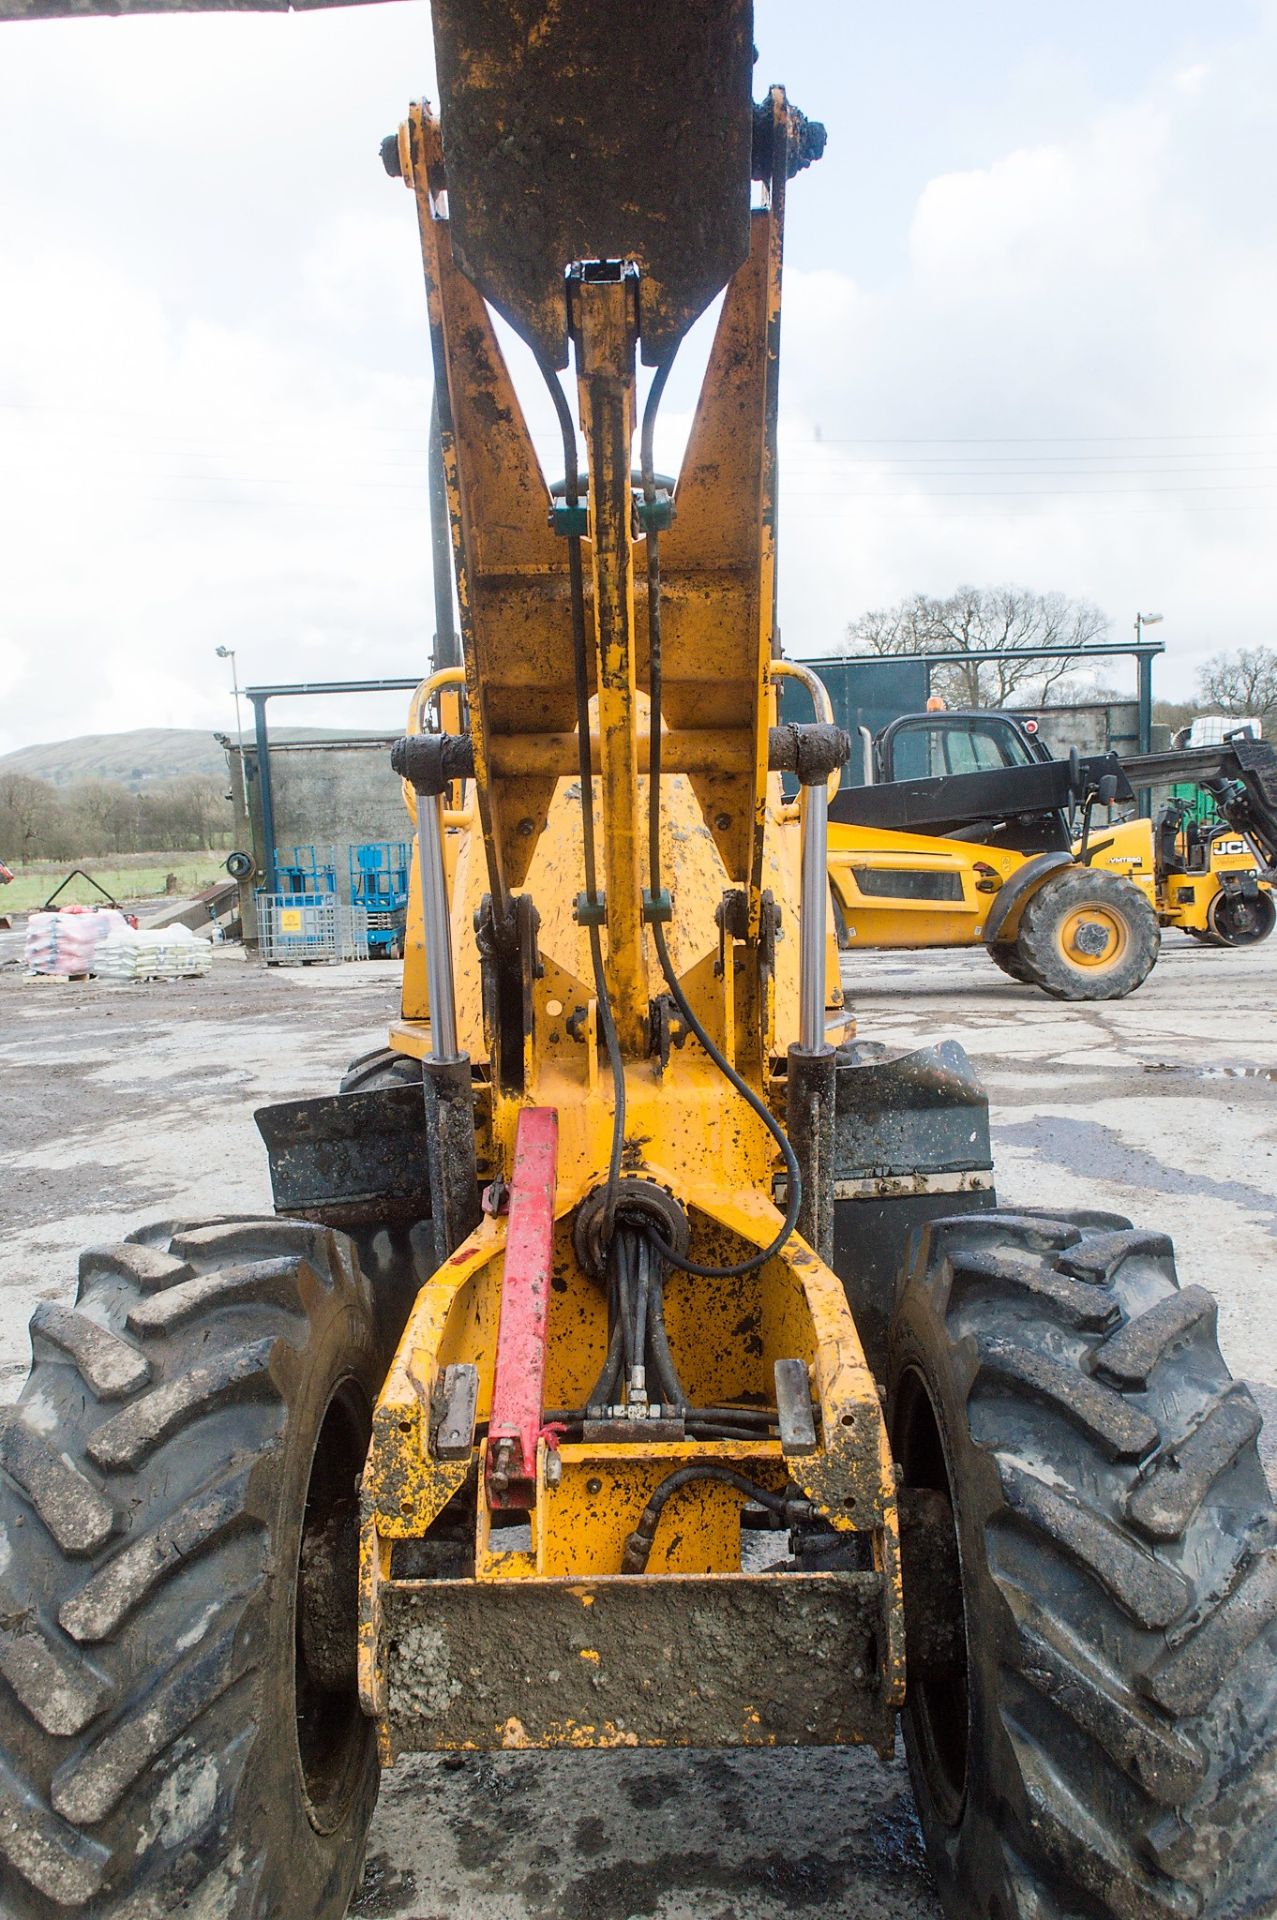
[1058,900,1128,969]
[1072,918,1112,958]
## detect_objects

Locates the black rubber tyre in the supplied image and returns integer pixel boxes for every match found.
[890,1208,1277,1920]
[1013,867,1160,1000]
[0,1218,382,1918]
[986,942,1035,986]
[335,1046,433,1368]
[1208,887,1276,947]
[828,880,853,951]
[338,1045,423,1094]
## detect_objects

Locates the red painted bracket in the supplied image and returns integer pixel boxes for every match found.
[485,1106,559,1509]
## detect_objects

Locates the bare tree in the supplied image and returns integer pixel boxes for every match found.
[1198,646,1277,730]
[0,775,60,857]
[844,586,1110,707]
[0,773,232,864]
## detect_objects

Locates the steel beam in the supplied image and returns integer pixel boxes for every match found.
[573,268,649,1053]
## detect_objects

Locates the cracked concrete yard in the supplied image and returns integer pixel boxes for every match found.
[1,932,1274,1919]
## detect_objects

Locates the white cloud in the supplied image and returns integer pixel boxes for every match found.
[772,21,1277,691]
[0,3,1274,763]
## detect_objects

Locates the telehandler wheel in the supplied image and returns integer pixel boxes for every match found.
[986,942,1035,986]
[339,1044,424,1093]
[890,1208,1277,1920]
[1208,885,1276,947]
[0,1218,381,1919]
[1013,867,1159,1000]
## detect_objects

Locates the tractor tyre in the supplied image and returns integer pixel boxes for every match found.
[336,1047,432,1365]
[1013,867,1160,1000]
[1207,886,1276,947]
[828,880,853,950]
[339,1045,423,1094]
[890,1208,1277,1920]
[986,942,1035,986]
[0,1218,382,1919]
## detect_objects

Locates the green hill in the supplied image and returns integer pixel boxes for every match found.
[0,727,395,792]
[0,730,227,788]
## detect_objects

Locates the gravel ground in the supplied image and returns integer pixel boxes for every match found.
[1,933,1274,1919]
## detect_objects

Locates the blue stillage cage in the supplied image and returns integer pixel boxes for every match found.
[258,847,341,962]
[349,842,410,958]
[274,845,339,897]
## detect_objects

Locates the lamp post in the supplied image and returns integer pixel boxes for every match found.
[1133,614,1162,816]
[215,646,249,832]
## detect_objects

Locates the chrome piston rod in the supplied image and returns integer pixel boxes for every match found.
[417,789,459,1062]
[799,776,829,1053]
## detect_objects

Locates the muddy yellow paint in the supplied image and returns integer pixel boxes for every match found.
[361,93,901,1757]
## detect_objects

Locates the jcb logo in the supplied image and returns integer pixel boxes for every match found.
[1214,838,1248,856]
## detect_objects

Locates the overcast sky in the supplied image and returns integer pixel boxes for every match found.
[1,0,1274,755]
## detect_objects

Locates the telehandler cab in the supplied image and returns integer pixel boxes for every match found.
[827,707,1277,997]
[0,8,1273,1920]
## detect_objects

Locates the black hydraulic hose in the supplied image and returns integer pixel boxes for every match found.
[689,1406,779,1426]
[645,1261,689,1410]
[686,1422,779,1442]
[540,1405,780,1429]
[621,1465,811,1574]
[632,1232,651,1385]
[534,344,627,1249]
[615,1230,637,1375]
[536,1419,774,1446]
[587,1256,626,1411]
[639,365,803,1281]
[649,922,803,1279]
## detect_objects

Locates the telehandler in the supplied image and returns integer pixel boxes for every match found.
[1,9,1274,1920]
[827,706,1277,997]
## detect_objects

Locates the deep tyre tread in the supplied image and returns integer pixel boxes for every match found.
[987,941,1037,986]
[333,1047,436,1369]
[891,1207,1277,1920]
[0,1219,382,1919]
[338,1045,423,1095]
[1013,867,1161,1000]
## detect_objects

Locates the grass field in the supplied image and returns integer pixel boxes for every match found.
[1,853,229,913]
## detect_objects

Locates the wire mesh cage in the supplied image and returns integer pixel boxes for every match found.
[259,893,342,965]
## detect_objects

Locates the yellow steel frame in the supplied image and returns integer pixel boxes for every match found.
[359,95,898,1762]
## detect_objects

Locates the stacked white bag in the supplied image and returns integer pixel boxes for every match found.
[24,907,128,975]
[95,924,212,983]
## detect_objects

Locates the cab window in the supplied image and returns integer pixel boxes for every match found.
[888,718,1037,781]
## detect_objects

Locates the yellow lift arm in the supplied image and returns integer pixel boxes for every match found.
[352,4,901,1763]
